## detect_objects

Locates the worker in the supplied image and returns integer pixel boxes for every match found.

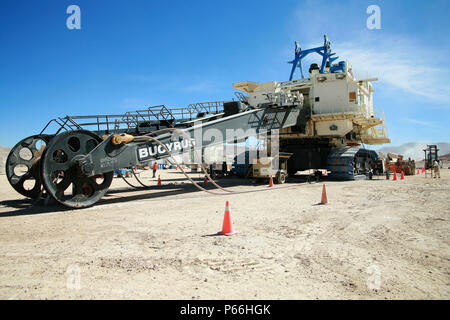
[222,161,227,176]
[152,162,158,178]
[433,160,440,178]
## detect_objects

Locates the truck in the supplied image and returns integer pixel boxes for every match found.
[385,152,416,175]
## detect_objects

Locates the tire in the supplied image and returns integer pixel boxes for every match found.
[276,172,286,184]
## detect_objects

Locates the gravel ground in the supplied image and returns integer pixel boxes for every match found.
[0,168,449,299]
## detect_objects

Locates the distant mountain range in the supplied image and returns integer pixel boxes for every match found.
[377,142,450,161]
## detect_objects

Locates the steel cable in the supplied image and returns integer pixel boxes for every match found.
[136,128,315,195]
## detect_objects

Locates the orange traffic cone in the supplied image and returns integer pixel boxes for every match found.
[401,171,405,180]
[269,176,273,187]
[157,175,162,186]
[320,184,328,204]
[219,201,236,236]
[393,172,397,181]
[417,169,420,175]
[203,176,208,187]
[422,167,425,173]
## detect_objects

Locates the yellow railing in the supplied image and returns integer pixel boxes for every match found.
[370,107,388,139]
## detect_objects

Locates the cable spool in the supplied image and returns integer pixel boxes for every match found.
[40,130,114,208]
[5,134,53,199]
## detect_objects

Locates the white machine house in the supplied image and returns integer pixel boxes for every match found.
[232,35,390,179]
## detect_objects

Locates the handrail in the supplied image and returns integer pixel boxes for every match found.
[39,101,226,135]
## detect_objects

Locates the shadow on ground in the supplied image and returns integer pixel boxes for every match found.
[0,174,332,218]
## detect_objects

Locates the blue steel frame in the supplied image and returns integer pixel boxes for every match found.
[288,34,340,80]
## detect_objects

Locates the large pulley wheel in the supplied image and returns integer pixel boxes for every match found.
[40,130,113,208]
[6,135,52,199]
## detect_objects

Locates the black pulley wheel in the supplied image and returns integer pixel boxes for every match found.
[6,135,52,199]
[40,130,113,208]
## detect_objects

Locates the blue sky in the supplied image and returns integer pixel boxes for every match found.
[0,0,449,147]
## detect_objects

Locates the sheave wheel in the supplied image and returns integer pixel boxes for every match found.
[6,135,52,199]
[40,130,113,208]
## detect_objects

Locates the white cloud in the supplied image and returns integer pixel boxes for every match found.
[286,0,450,106]
[334,34,450,105]
[406,118,436,128]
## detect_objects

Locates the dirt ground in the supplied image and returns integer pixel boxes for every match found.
[0,168,449,300]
